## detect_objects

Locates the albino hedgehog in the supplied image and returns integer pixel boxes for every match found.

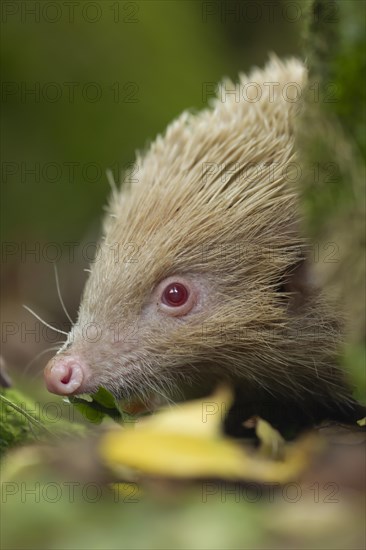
[44,57,361,433]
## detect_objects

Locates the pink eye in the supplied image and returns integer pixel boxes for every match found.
[162,282,189,307]
[157,276,197,316]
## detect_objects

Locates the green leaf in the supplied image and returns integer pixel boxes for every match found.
[66,387,129,425]
[66,398,106,425]
[91,387,121,410]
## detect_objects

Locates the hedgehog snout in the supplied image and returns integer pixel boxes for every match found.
[44,354,89,395]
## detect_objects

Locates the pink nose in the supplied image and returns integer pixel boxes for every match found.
[44,356,85,395]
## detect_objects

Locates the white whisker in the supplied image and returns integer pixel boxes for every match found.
[23,305,68,336]
[53,263,74,325]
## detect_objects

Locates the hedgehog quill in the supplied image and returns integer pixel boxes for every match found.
[43,57,362,433]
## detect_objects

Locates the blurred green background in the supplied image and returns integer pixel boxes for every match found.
[1,0,302,375]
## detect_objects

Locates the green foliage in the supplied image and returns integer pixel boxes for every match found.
[0,390,44,454]
[298,0,366,395]
[307,0,366,154]
[300,0,365,233]
[67,387,135,424]
[0,386,134,454]
[0,388,87,455]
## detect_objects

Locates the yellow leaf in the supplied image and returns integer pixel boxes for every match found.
[99,386,325,483]
[255,417,285,460]
[133,384,233,439]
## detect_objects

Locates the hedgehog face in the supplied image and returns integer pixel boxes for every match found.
[43,269,217,399]
[43,240,315,404]
[44,57,341,407]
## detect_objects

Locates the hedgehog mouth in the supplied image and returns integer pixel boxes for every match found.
[84,365,163,403]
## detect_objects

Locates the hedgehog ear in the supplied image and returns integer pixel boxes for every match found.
[278,259,315,311]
